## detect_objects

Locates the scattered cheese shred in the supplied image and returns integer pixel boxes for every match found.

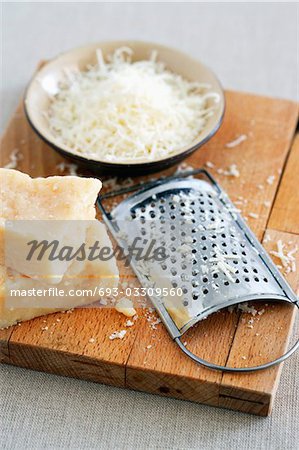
[270,240,297,274]
[225,134,247,148]
[48,47,220,163]
[3,149,23,169]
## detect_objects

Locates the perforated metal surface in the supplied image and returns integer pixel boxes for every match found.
[100,172,297,339]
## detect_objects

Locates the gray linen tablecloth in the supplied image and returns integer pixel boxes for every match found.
[1,3,298,449]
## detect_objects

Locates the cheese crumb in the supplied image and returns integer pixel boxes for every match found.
[205,161,215,168]
[248,212,259,219]
[266,175,275,185]
[115,297,137,317]
[109,330,127,340]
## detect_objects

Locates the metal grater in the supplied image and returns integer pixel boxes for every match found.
[98,169,299,372]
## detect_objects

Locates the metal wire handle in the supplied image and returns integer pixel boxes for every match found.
[175,300,299,372]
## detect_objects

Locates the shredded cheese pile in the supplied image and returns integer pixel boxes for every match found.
[47,47,220,163]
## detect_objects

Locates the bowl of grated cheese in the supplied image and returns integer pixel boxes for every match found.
[24,41,225,175]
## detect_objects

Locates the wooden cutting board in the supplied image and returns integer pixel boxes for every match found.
[1,90,298,416]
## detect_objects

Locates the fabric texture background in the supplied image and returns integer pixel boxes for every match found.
[1,3,298,449]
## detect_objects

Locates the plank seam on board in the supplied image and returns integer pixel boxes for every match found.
[263,126,299,236]
[124,326,140,388]
[218,394,265,406]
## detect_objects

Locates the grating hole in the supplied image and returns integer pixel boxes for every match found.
[254,277,259,282]
[172,282,178,288]
[202,246,207,251]
[213,273,218,279]
[203,277,208,283]
[222,242,227,247]
[203,256,208,261]
[221,233,226,238]
[264,277,268,283]
[150,212,156,218]
[253,268,258,274]
[201,236,206,241]
[183,300,189,306]
[192,249,197,254]
[245,277,250,282]
[224,281,229,286]
[235,278,240,283]
[203,288,209,295]
[161,264,167,270]
[171,256,176,264]
[160,198,165,204]
[171,225,175,230]
[244,268,249,273]
[170,204,175,210]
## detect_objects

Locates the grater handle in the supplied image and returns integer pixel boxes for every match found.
[175,300,299,372]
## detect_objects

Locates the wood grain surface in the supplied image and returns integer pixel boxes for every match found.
[0,90,298,416]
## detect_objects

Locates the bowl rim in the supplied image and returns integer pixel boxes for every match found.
[24,40,226,168]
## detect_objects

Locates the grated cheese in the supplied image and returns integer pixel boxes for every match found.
[3,149,23,169]
[47,47,220,163]
[225,134,247,148]
[270,240,297,274]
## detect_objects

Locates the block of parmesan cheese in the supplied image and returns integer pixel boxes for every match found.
[0,168,102,220]
[0,168,119,328]
[0,169,102,282]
